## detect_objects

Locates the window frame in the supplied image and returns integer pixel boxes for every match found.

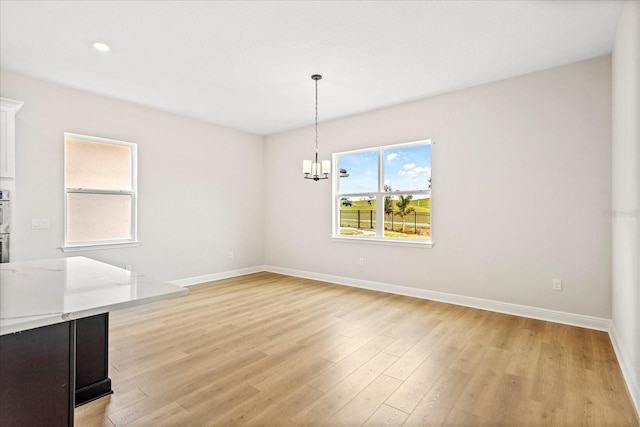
[332,139,433,247]
[62,132,139,252]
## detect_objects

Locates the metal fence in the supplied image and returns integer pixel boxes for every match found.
[339,210,431,233]
[340,210,376,230]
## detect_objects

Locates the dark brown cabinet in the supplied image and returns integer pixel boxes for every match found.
[75,313,112,406]
[0,314,113,425]
[0,322,75,426]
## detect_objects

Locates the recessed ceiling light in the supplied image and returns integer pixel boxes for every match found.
[93,42,110,52]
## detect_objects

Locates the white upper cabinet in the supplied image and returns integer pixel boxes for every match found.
[0,98,24,179]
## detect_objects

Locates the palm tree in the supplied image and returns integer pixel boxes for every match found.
[383,185,394,230]
[395,195,415,232]
[383,185,393,215]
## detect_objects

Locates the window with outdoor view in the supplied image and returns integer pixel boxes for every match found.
[63,133,137,249]
[333,140,432,244]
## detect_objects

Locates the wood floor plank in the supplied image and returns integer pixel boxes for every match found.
[310,334,397,392]
[320,319,395,363]
[292,352,398,424]
[325,374,402,426]
[446,327,494,375]
[139,349,268,401]
[107,396,175,427]
[478,373,532,426]
[385,344,461,414]
[245,385,324,426]
[72,272,638,427]
[490,314,527,351]
[75,401,117,427]
[361,403,409,427]
[124,401,190,427]
[443,407,481,426]
[179,382,261,422]
[174,354,279,411]
[504,328,543,379]
[453,346,513,417]
[383,321,454,381]
[250,354,334,393]
[76,388,148,423]
[110,348,189,376]
[381,317,441,357]
[530,341,569,409]
[402,368,472,426]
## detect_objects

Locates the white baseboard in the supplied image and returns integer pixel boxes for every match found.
[169,265,266,287]
[609,323,640,418]
[264,265,611,332]
[171,264,611,331]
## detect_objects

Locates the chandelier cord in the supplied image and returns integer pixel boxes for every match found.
[315,77,319,155]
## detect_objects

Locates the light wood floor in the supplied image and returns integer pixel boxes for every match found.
[75,272,639,426]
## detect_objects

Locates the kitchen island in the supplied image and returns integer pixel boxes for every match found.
[0,256,188,426]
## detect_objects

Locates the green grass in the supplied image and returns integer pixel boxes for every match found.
[383,230,429,239]
[341,197,430,213]
[339,229,365,236]
[339,227,430,239]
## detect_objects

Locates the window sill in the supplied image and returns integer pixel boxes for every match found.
[61,241,140,252]
[331,236,433,248]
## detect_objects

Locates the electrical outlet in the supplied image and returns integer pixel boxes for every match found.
[552,279,562,291]
[229,251,234,260]
[358,257,364,266]
[31,219,50,229]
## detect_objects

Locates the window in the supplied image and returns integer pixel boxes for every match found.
[63,133,138,250]
[333,140,432,245]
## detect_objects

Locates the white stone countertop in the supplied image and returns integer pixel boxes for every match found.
[0,256,188,335]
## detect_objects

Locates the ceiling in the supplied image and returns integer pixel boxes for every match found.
[0,1,624,136]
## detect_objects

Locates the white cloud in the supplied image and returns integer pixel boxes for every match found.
[412,167,430,174]
[398,170,406,176]
[386,153,398,161]
[405,166,431,179]
[403,163,416,169]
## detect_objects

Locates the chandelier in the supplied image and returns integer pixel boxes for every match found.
[303,74,330,181]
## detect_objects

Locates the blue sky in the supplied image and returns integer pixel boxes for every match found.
[339,144,431,194]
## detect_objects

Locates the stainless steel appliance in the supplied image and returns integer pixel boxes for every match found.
[0,189,9,262]
[0,233,9,263]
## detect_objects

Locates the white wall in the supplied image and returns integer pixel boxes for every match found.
[0,70,265,282]
[1,57,615,320]
[265,55,612,319]
[611,0,640,412]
